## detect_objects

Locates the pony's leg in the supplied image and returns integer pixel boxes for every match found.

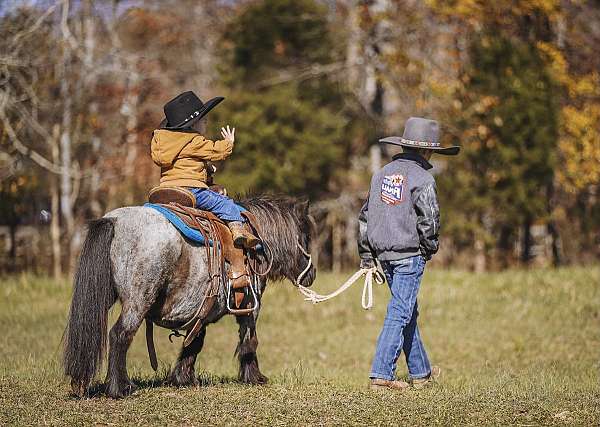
[236,313,268,384]
[167,327,206,387]
[105,304,144,398]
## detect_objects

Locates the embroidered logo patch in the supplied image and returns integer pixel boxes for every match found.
[381,174,405,205]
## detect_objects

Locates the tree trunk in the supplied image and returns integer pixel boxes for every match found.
[370,144,381,175]
[345,211,358,268]
[371,70,385,118]
[59,0,75,275]
[346,0,360,82]
[8,223,17,272]
[546,180,562,267]
[332,219,342,273]
[346,0,369,110]
[547,221,562,267]
[498,225,513,269]
[367,1,387,121]
[83,0,103,218]
[51,125,62,279]
[521,216,533,265]
[473,237,486,272]
[121,66,140,206]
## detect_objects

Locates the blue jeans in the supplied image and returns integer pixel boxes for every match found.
[187,188,245,222]
[370,255,431,380]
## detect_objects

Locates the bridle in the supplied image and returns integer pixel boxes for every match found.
[295,241,313,286]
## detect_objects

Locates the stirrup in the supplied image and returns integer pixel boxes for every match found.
[226,277,259,315]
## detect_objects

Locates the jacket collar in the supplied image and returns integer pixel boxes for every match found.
[392,152,433,170]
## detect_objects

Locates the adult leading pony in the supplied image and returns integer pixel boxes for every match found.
[63,195,316,398]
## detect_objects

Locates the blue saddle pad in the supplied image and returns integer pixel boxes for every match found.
[144,203,213,245]
[144,202,250,246]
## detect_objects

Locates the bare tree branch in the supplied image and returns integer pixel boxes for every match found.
[9,2,59,48]
[255,62,347,89]
[60,0,79,51]
[0,93,80,177]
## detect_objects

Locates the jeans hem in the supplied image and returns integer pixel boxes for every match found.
[369,372,394,381]
[409,371,430,380]
[222,216,245,222]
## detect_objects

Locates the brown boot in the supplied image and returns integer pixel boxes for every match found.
[228,221,259,249]
[369,378,410,391]
[411,365,441,389]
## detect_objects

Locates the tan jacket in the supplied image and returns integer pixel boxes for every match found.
[150,129,233,188]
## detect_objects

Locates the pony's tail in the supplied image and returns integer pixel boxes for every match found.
[63,218,117,396]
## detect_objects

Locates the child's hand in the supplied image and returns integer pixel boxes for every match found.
[221,125,235,143]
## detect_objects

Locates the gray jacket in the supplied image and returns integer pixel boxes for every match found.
[358,152,440,262]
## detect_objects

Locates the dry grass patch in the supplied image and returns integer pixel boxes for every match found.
[1,268,599,425]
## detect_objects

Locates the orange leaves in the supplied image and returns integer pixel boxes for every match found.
[536,42,600,191]
[118,8,184,50]
[427,0,561,25]
[558,104,600,192]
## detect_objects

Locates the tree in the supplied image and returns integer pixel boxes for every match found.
[211,85,344,199]
[214,0,354,199]
[435,7,561,267]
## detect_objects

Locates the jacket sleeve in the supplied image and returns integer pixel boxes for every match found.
[413,180,440,260]
[185,135,234,162]
[357,195,375,261]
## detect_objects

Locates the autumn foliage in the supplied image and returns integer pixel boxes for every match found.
[0,0,598,273]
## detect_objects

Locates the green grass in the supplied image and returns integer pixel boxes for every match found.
[1,268,599,425]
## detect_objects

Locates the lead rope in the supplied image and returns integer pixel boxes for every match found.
[297,267,384,310]
[294,242,385,310]
[295,242,313,287]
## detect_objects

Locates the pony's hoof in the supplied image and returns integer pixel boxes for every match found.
[127,381,138,394]
[166,372,199,388]
[254,372,269,385]
[70,379,87,397]
[240,365,269,385]
[105,381,137,399]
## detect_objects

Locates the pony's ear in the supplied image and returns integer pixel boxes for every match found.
[295,198,310,216]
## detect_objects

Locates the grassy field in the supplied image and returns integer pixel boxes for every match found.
[0,268,599,425]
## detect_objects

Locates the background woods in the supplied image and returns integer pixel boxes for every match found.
[1,0,599,275]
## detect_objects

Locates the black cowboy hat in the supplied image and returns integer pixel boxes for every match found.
[160,91,224,130]
[379,117,460,156]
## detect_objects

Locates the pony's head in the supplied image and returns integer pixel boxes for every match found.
[241,195,316,288]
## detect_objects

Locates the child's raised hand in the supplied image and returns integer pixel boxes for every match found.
[221,125,235,143]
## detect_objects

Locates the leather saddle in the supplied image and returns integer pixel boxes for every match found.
[148,186,261,316]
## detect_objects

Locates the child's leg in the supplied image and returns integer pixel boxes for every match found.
[189,188,244,222]
[369,255,425,380]
[402,301,431,379]
[188,188,258,248]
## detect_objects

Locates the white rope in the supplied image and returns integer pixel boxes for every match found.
[295,250,313,286]
[298,267,384,310]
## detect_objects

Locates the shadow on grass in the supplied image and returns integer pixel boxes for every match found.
[70,371,242,400]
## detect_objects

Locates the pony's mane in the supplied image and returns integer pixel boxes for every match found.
[238,193,311,282]
[239,193,305,216]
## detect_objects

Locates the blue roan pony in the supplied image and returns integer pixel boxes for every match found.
[63,195,315,399]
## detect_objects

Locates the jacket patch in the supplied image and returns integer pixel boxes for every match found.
[381,174,405,205]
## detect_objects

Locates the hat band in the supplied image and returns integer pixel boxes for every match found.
[400,137,440,148]
[180,110,201,125]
